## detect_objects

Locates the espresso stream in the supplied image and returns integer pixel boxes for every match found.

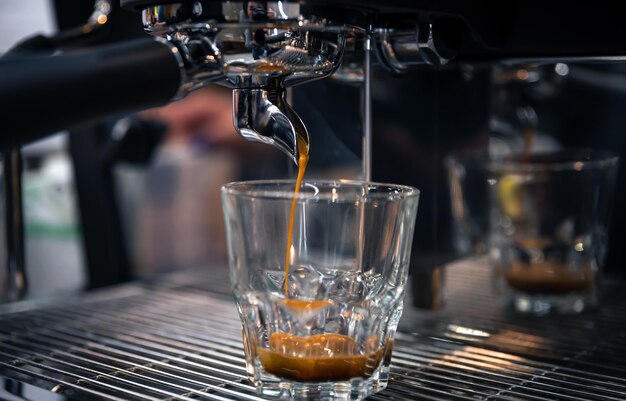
[283,134,309,296]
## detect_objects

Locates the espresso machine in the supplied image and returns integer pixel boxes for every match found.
[3,1,626,300]
[2,2,626,399]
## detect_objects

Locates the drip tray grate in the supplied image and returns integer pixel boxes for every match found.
[1,259,626,400]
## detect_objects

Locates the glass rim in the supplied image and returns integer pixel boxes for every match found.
[221,179,419,201]
[446,148,619,172]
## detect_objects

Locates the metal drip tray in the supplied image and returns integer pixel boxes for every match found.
[1,259,626,400]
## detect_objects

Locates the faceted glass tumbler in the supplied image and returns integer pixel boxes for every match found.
[489,150,618,314]
[222,180,419,400]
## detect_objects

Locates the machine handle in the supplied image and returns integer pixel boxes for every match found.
[0,38,182,149]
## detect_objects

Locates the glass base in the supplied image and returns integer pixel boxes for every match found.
[510,291,596,315]
[255,375,388,401]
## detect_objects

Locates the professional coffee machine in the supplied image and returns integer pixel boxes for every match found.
[2,1,626,303]
[6,1,626,149]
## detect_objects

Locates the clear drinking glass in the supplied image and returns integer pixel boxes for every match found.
[222,180,419,400]
[448,149,619,314]
[489,150,618,314]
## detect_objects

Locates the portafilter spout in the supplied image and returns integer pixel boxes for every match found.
[234,79,308,164]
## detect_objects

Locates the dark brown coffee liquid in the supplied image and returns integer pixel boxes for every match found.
[505,260,595,294]
[258,333,384,382]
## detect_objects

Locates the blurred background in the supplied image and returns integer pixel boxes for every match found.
[2,0,626,302]
[0,0,364,300]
